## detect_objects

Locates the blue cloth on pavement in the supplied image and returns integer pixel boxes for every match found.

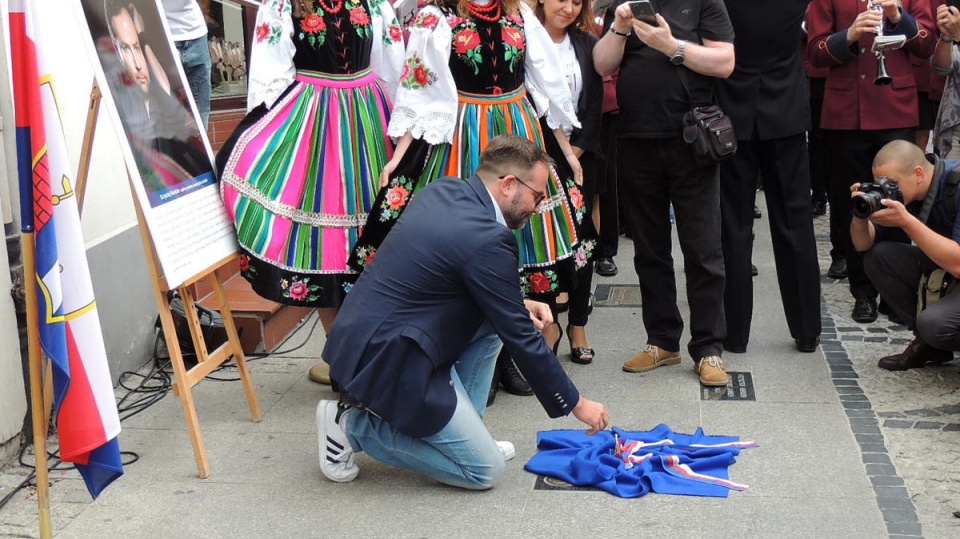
[524,424,756,498]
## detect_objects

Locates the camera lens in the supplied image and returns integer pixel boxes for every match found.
[851,192,879,219]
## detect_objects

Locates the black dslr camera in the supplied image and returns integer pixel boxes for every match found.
[852,177,903,218]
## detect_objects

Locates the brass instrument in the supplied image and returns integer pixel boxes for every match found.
[868,0,906,86]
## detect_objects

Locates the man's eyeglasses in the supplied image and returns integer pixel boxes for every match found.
[500,175,546,205]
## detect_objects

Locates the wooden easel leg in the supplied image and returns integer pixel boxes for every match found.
[211,268,261,422]
[154,291,211,478]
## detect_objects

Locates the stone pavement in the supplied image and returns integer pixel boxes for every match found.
[1,197,959,538]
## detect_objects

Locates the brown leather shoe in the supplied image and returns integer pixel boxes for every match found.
[308,361,332,385]
[623,345,681,373]
[877,338,954,371]
[694,356,728,386]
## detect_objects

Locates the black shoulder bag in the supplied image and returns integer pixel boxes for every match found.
[677,66,736,167]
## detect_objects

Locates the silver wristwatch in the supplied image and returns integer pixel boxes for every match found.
[670,39,687,66]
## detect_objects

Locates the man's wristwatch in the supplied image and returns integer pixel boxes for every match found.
[670,39,687,65]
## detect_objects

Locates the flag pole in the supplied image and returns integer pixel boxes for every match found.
[21,227,53,539]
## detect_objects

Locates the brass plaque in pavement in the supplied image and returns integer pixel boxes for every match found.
[701,372,755,401]
[593,284,642,308]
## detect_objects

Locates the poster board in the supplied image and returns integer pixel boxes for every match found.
[74,0,237,288]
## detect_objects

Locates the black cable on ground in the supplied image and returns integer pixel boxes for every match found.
[1,310,320,510]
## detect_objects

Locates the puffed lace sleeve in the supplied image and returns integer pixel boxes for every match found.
[520,2,579,131]
[368,0,405,103]
[246,0,296,112]
[387,6,459,144]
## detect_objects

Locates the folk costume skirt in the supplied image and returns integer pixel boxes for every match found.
[350,86,579,299]
[219,69,392,308]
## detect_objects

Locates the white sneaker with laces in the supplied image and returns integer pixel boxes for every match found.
[316,399,359,482]
[496,440,515,461]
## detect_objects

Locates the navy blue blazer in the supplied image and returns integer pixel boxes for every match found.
[323,175,580,438]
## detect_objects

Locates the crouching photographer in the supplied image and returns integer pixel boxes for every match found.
[851,140,960,371]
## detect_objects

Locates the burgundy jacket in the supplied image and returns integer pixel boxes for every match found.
[807,0,936,130]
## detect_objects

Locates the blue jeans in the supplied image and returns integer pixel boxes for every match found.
[344,322,504,489]
[175,35,211,128]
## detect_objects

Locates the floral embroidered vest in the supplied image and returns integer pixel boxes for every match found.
[287,0,385,73]
[442,7,527,95]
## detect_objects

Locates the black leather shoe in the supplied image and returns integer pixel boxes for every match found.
[497,350,534,396]
[827,258,848,279]
[753,205,762,219]
[487,365,500,407]
[795,337,820,353]
[596,257,618,277]
[852,297,878,323]
[877,338,954,371]
[812,198,827,217]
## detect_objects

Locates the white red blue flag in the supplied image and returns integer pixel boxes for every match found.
[10,0,123,498]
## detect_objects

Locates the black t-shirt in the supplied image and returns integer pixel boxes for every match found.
[604,0,734,139]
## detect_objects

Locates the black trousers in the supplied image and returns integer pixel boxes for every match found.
[808,78,829,204]
[720,133,822,347]
[826,127,914,299]
[597,113,620,258]
[864,242,960,351]
[618,137,726,359]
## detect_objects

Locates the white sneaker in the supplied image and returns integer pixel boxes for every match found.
[496,440,515,462]
[316,400,359,482]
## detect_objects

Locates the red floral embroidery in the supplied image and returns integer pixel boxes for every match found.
[454,29,480,54]
[256,23,271,42]
[419,13,439,29]
[447,15,464,27]
[414,65,429,85]
[301,13,325,34]
[288,280,310,300]
[529,272,552,294]
[507,13,523,25]
[502,27,525,50]
[389,24,402,42]
[350,7,370,26]
[365,250,376,266]
[385,185,409,210]
[239,255,250,272]
[568,186,583,209]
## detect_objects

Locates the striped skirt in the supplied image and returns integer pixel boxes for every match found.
[219,69,392,307]
[349,86,579,297]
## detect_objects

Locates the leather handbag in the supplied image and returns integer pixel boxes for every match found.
[676,66,737,166]
[682,105,737,166]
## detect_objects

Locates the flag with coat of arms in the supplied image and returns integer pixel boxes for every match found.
[10,0,123,498]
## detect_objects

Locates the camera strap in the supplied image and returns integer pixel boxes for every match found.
[918,153,960,225]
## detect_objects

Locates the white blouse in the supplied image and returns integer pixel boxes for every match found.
[245,0,405,112]
[387,2,580,144]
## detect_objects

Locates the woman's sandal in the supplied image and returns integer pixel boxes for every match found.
[566,324,594,365]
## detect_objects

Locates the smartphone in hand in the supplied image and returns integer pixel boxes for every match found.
[627,0,658,26]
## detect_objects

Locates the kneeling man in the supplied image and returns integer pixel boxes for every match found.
[853,140,960,370]
[318,135,609,489]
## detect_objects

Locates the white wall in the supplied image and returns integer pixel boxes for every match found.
[0,187,26,448]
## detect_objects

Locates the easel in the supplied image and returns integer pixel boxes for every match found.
[60,80,260,478]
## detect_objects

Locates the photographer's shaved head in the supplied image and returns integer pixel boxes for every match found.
[873,140,927,177]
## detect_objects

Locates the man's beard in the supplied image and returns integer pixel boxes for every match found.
[503,190,533,230]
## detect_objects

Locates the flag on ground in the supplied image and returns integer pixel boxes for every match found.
[10,0,123,498]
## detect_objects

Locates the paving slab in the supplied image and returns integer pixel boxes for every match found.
[2,197,959,538]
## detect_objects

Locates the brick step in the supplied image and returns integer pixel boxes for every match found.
[195,268,312,355]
